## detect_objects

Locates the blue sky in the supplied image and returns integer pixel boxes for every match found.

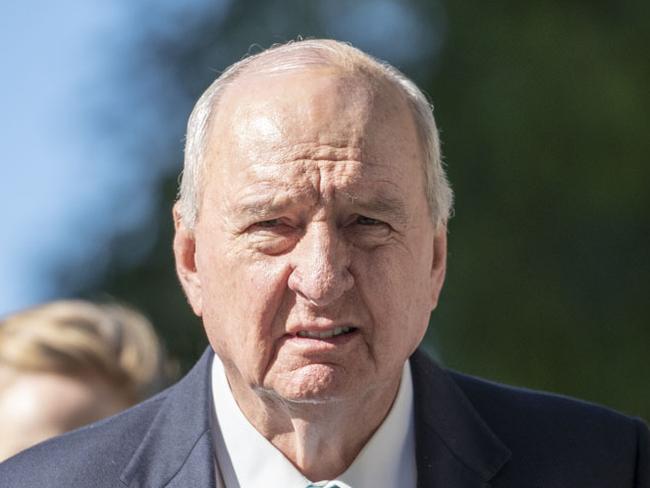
[0,0,140,315]
[0,0,440,317]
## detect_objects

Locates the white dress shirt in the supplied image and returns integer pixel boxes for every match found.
[211,354,417,488]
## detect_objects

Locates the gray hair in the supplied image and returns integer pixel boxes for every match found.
[178,39,453,229]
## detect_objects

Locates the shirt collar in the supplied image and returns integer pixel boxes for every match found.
[211,354,416,488]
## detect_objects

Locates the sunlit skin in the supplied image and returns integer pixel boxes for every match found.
[173,66,447,479]
[0,370,129,462]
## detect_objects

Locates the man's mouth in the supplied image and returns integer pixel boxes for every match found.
[295,327,356,339]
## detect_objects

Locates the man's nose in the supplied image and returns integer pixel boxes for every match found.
[287,223,354,307]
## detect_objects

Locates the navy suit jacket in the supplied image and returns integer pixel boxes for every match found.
[1,347,648,487]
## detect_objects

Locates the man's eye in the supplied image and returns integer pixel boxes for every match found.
[256,219,282,228]
[356,215,383,226]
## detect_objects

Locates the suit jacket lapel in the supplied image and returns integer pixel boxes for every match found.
[118,346,509,487]
[120,348,217,488]
[410,349,511,487]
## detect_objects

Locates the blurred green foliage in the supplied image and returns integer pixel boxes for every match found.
[83,0,649,418]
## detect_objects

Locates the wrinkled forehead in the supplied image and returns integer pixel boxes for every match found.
[206,67,422,170]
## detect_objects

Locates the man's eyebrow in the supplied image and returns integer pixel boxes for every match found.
[230,197,288,219]
[229,190,409,224]
[346,192,409,225]
[230,193,293,219]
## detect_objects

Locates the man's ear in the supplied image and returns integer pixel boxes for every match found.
[172,203,203,317]
[430,224,448,310]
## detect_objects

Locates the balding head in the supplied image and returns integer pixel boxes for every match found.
[178,39,452,229]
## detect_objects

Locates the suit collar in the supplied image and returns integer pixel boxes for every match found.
[410,349,511,487]
[120,348,217,488]
[118,347,510,487]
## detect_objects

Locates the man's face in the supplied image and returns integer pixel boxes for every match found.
[174,68,446,404]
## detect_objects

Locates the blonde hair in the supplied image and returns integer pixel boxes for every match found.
[0,300,173,405]
[178,38,453,230]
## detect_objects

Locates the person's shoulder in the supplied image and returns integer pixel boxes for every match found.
[449,367,649,481]
[410,349,649,484]
[0,387,171,488]
[413,349,645,437]
[449,367,644,433]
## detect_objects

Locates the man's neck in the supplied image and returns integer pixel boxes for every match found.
[224,369,402,481]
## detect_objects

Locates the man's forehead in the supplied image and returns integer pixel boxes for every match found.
[217,67,406,131]
[207,67,418,165]
[197,64,427,222]
[218,70,357,124]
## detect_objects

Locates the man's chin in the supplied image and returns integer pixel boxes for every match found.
[262,363,353,405]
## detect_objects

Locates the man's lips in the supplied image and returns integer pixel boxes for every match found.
[295,326,354,339]
[283,324,359,342]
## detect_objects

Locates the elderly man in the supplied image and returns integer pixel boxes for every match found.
[1,39,647,487]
